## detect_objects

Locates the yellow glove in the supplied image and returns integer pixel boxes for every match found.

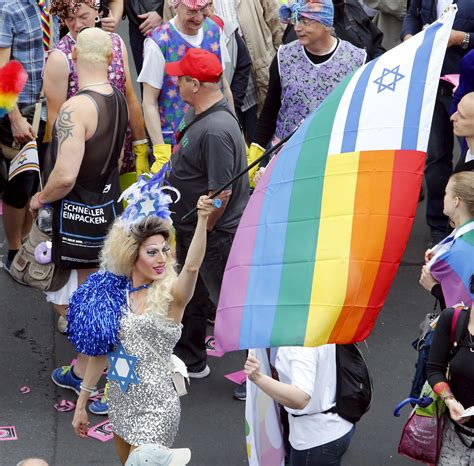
[247,143,265,188]
[151,143,172,174]
[133,142,150,176]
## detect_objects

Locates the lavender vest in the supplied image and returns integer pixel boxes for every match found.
[276,39,365,140]
[150,19,222,146]
[52,33,134,174]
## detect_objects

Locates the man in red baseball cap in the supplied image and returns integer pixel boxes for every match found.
[165,48,223,83]
[165,47,249,380]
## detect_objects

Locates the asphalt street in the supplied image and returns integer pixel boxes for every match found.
[0,21,439,466]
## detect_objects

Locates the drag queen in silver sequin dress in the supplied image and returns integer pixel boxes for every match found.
[69,180,217,465]
[108,311,182,447]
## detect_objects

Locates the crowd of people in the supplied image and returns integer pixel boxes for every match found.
[1,0,474,465]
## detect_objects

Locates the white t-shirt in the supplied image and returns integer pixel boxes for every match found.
[275,345,353,451]
[137,17,229,90]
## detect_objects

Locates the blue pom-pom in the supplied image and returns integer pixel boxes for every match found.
[67,271,128,356]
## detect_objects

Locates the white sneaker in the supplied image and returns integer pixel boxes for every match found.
[57,316,68,334]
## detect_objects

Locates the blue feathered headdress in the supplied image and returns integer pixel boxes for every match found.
[118,165,180,232]
[67,271,129,356]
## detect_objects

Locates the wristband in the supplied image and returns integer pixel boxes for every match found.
[79,383,96,394]
[132,138,149,147]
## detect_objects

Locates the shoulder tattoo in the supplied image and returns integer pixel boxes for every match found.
[56,107,74,153]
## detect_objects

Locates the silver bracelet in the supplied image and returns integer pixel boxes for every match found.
[132,138,149,147]
[79,383,96,394]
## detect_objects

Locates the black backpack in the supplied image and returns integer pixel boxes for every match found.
[333,344,373,423]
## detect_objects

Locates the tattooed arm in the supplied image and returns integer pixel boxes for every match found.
[30,96,96,211]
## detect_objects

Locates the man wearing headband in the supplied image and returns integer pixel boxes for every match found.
[50,0,124,32]
[247,0,365,183]
[138,0,233,174]
[165,48,249,378]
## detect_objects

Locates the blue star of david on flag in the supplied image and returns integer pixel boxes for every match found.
[107,342,139,393]
[373,65,405,93]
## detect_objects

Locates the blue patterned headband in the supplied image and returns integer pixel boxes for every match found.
[279,0,334,27]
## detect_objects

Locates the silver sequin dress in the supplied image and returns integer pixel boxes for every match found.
[108,311,182,446]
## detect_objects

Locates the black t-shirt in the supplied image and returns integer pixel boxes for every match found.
[427,307,474,427]
[167,99,249,233]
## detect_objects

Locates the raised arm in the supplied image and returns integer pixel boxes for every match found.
[168,196,215,323]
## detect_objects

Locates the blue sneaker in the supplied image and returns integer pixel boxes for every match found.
[89,383,109,415]
[51,365,83,395]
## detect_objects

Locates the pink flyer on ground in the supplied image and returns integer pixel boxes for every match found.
[0,426,17,441]
[87,420,114,442]
[224,370,246,385]
[205,336,225,358]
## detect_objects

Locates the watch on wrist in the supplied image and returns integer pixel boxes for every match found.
[461,32,470,50]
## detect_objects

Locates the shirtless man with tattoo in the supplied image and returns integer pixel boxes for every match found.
[29,28,128,393]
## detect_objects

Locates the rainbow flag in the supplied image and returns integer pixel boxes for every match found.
[215,7,456,352]
[428,221,474,308]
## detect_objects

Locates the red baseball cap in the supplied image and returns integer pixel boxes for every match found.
[165,48,223,83]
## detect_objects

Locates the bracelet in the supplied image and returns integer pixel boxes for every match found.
[132,138,149,147]
[79,383,96,394]
[443,395,456,402]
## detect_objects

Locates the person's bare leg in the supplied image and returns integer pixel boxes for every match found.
[2,202,27,250]
[114,434,132,465]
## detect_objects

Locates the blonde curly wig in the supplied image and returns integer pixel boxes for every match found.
[100,216,177,320]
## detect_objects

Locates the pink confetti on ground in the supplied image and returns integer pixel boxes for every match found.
[54,400,76,412]
[20,386,31,394]
[87,420,114,442]
[0,426,17,441]
[205,335,225,358]
[224,370,246,385]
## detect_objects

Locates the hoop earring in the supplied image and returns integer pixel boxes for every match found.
[95,16,101,24]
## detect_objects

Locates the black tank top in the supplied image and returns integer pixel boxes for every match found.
[48,86,128,189]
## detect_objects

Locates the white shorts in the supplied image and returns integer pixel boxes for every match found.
[44,269,78,306]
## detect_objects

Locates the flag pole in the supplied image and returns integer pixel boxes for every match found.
[181,129,297,222]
